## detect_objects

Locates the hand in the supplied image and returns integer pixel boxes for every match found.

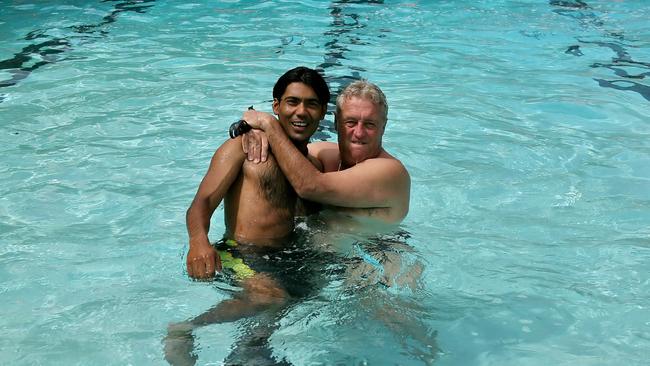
[241,129,269,163]
[242,110,277,130]
[186,240,221,279]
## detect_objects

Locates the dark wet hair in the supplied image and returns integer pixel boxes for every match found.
[273,66,330,106]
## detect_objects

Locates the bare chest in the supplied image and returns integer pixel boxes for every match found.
[242,155,296,210]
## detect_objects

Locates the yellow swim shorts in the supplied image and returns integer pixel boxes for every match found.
[216,239,256,280]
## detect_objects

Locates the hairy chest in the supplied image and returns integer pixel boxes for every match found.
[242,155,295,209]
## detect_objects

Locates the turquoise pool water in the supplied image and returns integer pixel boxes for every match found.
[1,0,649,365]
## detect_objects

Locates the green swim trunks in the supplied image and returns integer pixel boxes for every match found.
[215,239,256,280]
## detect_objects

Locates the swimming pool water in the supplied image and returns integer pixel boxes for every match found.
[1,1,649,365]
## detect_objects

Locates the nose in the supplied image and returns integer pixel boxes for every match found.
[352,122,366,138]
[295,102,307,116]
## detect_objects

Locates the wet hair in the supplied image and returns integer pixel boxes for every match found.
[273,66,330,107]
[336,80,388,122]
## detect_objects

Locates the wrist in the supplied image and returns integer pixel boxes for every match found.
[259,116,273,132]
[189,236,210,249]
[265,118,281,134]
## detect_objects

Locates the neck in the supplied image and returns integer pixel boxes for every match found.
[340,148,384,170]
[339,160,353,170]
[291,139,309,156]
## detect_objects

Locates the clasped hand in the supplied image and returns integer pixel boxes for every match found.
[241,110,275,163]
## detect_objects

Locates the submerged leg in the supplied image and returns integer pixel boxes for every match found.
[362,292,438,365]
[163,322,198,366]
[163,273,288,365]
[223,312,293,366]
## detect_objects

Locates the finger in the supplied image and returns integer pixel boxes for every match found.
[190,261,200,278]
[260,133,269,162]
[246,134,255,161]
[247,135,257,161]
[193,260,207,279]
[215,254,222,272]
[187,260,194,278]
[205,256,215,277]
[251,139,260,163]
[241,133,249,154]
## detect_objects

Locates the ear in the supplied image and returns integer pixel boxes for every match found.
[319,104,327,121]
[333,111,339,131]
[272,98,280,115]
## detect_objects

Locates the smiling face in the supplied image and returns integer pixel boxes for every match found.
[336,96,386,167]
[272,82,326,143]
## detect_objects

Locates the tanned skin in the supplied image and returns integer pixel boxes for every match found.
[242,95,410,223]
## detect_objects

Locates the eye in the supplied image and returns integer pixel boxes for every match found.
[306,100,322,109]
[285,98,300,106]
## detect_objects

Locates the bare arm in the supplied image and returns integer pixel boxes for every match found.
[241,129,324,173]
[243,111,410,216]
[186,138,245,279]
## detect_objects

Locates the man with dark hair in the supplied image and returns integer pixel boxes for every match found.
[184,66,328,279]
[164,66,329,365]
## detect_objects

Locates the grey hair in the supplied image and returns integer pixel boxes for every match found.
[335,80,388,122]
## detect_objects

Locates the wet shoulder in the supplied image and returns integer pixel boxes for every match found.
[380,150,410,177]
[212,137,246,161]
[308,141,339,173]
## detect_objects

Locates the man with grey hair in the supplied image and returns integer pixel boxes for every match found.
[240,81,433,362]
[242,80,410,223]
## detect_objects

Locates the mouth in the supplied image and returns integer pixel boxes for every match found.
[291,121,309,128]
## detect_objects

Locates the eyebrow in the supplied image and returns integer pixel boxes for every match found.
[345,118,378,124]
[283,96,321,103]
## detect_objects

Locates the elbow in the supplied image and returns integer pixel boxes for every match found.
[185,200,198,223]
[294,184,316,200]
[185,204,194,219]
[186,197,208,221]
[293,177,321,200]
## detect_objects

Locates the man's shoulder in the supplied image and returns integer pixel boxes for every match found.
[308,141,338,154]
[308,141,339,172]
[369,150,407,168]
[208,137,246,167]
[214,137,243,155]
[359,151,410,179]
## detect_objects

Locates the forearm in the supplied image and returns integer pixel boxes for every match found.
[185,198,221,278]
[264,122,322,198]
[185,139,244,248]
[185,200,213,248]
